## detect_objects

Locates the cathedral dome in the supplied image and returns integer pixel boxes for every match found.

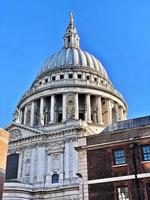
[37,13,108,80]
[14,13,127,130]
[38,47,108,79]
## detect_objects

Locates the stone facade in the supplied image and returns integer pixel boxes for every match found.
[77,116,150,200]
[3,14,127,200]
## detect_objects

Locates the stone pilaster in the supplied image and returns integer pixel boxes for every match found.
[65,140,70,179]
[17,152,22,180]
[30,148,35,183]
[37,146,45,183]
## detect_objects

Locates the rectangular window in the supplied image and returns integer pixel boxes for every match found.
[117,187,129,200]
[142,145,150,161]
[69,73,73,79]
[52,76,55,81]
[94,77,97,82]
[78,74,82,79]
[86,75,90,80]
[113,149,125,165]
[60,74,64,79]
[5,154,19,180]
[45,78,48,83]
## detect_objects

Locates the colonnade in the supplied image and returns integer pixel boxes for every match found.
[19,93,125,127]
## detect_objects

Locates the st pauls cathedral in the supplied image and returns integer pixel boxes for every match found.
[3,14,128,199]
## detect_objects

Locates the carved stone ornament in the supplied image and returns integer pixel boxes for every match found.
[47,141,64,154]
[10,128,21,140]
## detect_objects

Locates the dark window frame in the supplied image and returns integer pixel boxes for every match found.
[113,149,126,165]
[141,145,150,161]
[52,76,56,81]
[68,73,73,79]
[60,74,64,80]
[5,153,19,180]
[78,74,82,79]
[116,186,130,200]
[52,174,59,184]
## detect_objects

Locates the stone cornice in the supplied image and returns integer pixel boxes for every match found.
[35,66,109,82]
[8,127,78,150]
[17,81,127,109]
[5,122,43,134]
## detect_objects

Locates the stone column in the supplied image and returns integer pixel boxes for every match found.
[75,93,79,120]
[19,109,23,124]
[40,97,44,126]
[120,107,124,120]
[24,106,27,125]
[50,95,55,123]
[97,96,103,124]
[115,104,119,121]
[62,93,67,121]
[30,101,35,126]
[86,94,91,123]
[107,99,112,124]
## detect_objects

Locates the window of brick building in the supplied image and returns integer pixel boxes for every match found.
[113,149,125,165]
[142,145,150,161]
[117,187,129,200]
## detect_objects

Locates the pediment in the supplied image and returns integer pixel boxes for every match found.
[6,123,42,141]
[47,141,64,154]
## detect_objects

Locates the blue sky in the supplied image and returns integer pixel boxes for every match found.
[0,0,150,127]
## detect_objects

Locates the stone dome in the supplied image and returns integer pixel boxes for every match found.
[37,13,108,80]
[14,13,127,130]
[38,47,108,79]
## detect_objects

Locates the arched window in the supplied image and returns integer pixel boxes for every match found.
[5,153,19,180]
[52,174,59,184]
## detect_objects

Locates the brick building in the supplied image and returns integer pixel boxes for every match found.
[77,116,150,200]
[0,128,9,200]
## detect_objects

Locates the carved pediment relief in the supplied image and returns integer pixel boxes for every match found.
[47,141,64,154]
[10,128,22,140]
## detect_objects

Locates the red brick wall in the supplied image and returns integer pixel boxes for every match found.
[87,140,150,199]
[88,179,148,200]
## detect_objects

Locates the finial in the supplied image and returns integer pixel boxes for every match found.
[64,12,80,48]
[69,12,74,25]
